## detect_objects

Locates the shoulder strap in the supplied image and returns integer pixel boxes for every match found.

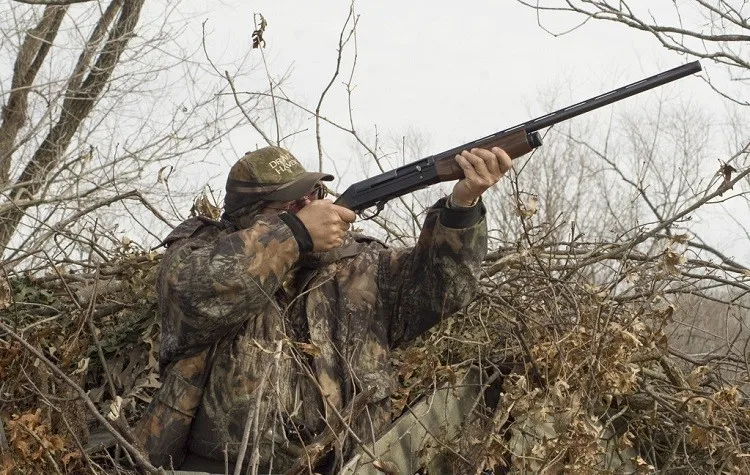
[338,232,387,259]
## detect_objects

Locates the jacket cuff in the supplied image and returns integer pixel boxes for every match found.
[279,212,314,253]
[439,197,485,229]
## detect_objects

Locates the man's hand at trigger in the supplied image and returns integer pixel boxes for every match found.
[296,200,356,251]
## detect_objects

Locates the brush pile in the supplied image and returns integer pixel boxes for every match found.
[1,231,749,474]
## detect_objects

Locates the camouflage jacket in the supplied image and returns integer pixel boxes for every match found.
[137,197,487,471]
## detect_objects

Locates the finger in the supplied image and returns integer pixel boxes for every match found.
[455,153,479,181]
[461,150,491,180]
[332,204,356,223]
[471,148,502,178]
[491,147,512,174]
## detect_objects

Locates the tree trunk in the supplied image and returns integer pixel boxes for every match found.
[0,5,67,184]
[0,0,146,254]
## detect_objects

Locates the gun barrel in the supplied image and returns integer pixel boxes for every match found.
[522,61,702,133]
[420,61,701,162]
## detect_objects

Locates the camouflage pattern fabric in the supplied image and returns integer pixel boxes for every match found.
[138,197,487,472]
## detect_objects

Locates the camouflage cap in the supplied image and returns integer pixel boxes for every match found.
[224,147,333,214]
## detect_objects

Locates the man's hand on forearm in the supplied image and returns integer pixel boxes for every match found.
[451,147,512,206]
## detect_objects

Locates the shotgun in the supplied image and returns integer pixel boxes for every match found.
[335,61,702,215]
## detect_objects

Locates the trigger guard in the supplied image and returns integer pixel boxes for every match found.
[357,200,387,220]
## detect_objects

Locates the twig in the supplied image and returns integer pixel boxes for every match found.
[85,267,118,400]
[315,4,357,171]
[131,190,176,230]
[564,165,750,277]
[0,190,142,270]
[285,386,376,475]
[199,19,274,147]
[40,253,120,404]
[0,415,8,455]
[224,70,276,147]
[59,413,97,474]
[234,340,279,475]
[255,13,282,145]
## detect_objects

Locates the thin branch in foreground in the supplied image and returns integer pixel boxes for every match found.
[254,13,282,146]
[285,386,376,475]
[315,3,358,172]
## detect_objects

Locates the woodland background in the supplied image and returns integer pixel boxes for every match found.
[0,1,749,474]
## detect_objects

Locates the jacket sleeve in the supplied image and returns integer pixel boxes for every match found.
[380,197,488,346]
[158,215,300,364]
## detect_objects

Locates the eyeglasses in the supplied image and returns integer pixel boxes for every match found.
[309,184,328,200]
[262,184,329,213]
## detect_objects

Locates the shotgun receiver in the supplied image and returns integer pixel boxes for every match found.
[335,61,702,214]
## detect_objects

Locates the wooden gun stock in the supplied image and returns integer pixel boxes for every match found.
[434,129,543,181]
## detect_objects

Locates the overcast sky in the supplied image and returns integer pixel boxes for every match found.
[162,0,747,260]
[199,1,703,162]
[188,1,740,177]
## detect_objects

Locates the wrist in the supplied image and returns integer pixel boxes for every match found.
[448,193,479,209]
[278,212,313,253]
[440,195,484,228]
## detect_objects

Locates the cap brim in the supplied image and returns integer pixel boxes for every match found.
[263,172,334,201]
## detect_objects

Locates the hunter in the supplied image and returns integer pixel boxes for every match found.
[135,145,511,472]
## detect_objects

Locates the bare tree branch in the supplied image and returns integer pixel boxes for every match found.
[514,0,750,105]
[315,4,357,172]
[0,320,157,473]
